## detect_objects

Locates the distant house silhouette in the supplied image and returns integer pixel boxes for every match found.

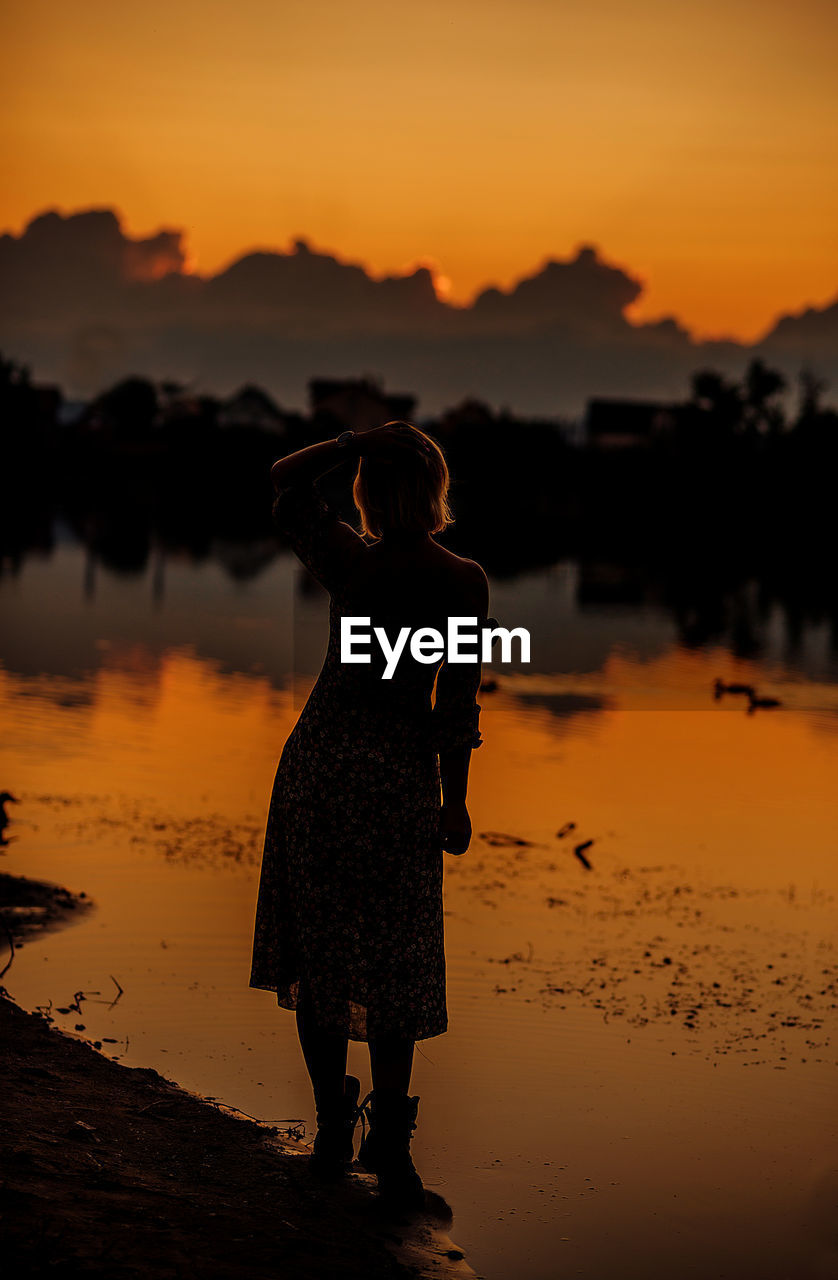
[586,398,678,449]
[218,384,287,434]
[309,377,416,434]
[438,398,496,431]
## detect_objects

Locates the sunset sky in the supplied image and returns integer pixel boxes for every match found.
[3,0,837,340]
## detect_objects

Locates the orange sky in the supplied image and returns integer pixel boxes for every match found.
[3,0,837,341]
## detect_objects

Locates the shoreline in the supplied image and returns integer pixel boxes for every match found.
[0,872,477,1279]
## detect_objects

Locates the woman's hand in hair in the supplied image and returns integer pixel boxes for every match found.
[358,423,422,458]
[440,800,472,856]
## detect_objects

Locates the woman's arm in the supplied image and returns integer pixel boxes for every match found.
[438,562,490,856]
[270,436,360,491]
[439,746,474,855]
[270,424,414,491]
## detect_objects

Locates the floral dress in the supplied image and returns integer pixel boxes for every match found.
[249,481,486,1042]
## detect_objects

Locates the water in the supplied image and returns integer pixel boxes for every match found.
[2,524,837,1279]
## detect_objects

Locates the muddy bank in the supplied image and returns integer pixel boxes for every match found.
[0,875,475,1279]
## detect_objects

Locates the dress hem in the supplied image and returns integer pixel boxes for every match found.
[248,977,448,1042]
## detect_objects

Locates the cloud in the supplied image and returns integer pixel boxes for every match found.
[468,245,643,336]
[760,296,838,351]
[205,238,446,335]
[0,209,186,317]
[0,206,835,415]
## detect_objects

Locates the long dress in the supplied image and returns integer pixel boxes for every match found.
[249,480,485,1042]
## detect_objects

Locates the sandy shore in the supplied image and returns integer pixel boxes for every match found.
[0,873,476,1279]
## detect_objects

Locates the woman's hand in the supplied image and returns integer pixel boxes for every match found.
[440,800,472,856]
[358,423,420,458]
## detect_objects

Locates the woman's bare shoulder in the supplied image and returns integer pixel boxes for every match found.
[432,545,489,606]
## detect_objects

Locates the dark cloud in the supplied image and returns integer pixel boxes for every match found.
[0,209,186,320]
[0,207,835,415]
[205,238,445,335]
[468,245,643,336]
[760,296,838,350]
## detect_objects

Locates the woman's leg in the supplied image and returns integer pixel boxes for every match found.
[295,981,349,1112]
[362,1034,424,1205]
[369,1033,415,1094]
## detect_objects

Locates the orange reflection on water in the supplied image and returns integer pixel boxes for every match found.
[4,641,837,894]
[2,645,295,815]
[471,696,838,894]
[1,640,837,1280]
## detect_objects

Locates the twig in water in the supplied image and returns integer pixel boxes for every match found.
[280,1123,306,1142]
[574,839,594,870]
[208,1098,307,1131]
[68,990,101,1013]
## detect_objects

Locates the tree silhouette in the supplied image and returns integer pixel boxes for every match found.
[91,377,158,435]
[797,367,827,425]
[689,369,744,435]
[742,358,786,435]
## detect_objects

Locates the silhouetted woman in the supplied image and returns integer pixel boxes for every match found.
[250,422,489,1208]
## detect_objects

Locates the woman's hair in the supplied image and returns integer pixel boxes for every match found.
[353,422,453,539]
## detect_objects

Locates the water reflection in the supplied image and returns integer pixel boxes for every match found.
[2,518,837,701]
[1,640,836,1280]
[2,515,838,1280]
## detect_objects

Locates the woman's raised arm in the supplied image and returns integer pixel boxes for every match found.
[271,423,417,490]
[271,436,360,491]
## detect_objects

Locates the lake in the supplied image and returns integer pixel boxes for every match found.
[2,521,837,1279]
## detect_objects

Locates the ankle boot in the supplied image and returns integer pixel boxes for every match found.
[357,1088,425,1209]
[310,1074,362,1179]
